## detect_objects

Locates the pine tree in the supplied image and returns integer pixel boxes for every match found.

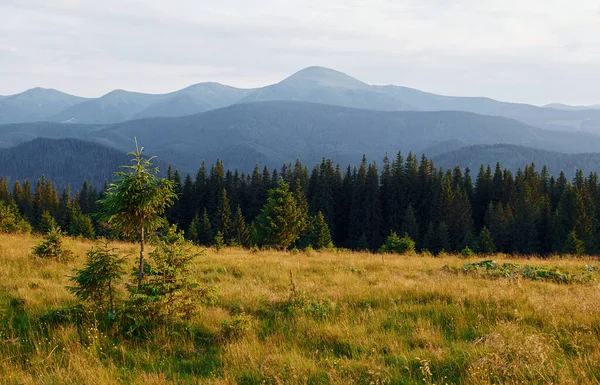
[69,213,96,239]
[564,230,585,256]
[400,204,419,246]
[198,208,213,246]
[255,181,303,249]
[216,188,232,242]
[478,226,496,254]
[187,214,200,243]
[39,210,57,233]
[99,139,177,289]
[311,211,333,250]
[437,222,450,253]
[68,241,126,316]
[422,221,436,253]
[231,205,250,247]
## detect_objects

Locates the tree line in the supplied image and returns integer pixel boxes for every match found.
[1,151,598,255]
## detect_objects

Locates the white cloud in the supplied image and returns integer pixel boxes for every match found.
[0,0,599,105]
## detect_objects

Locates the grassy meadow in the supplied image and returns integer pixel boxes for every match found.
[1,233,600,384]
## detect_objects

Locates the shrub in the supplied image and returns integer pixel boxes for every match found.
[0,201,31,234]
[32,226,74,262]
[461,245,475,258]
[379,231,415,255]
[219,313,253,341]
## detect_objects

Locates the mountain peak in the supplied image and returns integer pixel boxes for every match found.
[280,66,369,89]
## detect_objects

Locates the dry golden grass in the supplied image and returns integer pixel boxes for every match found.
[1,233,600,384]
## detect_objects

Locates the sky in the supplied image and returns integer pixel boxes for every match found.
[1,0,599,105]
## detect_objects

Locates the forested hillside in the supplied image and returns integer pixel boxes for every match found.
[2,151,598,256]
[0,138,168,190]
[433,144,600,179]
[5,101,600,173]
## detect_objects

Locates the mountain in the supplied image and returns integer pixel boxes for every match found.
[433,144,600,178]
[0,88,88,124]
[237,67,415,111]
[0,121,97,149]
[50,83,251,124]
[0,101,594,173]
[375,85,600,133]
[4,67,600,134]
[544,103,600,111]
[0,138,170,190]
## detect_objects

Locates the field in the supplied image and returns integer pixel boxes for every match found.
[1,233,600,384]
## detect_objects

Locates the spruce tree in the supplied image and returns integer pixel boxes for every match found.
[564,230,585,256]
[231,205,250,247]
[401,204,419,246]
[437,222,450,253]
[255,181,303,249]
[187,214,200,243]
[478,226,496,254]
[311,211,333,250]
[68,241,126,316]
[99,139,177,289]
[198,208,213,245]
[216,188,232,242]
[422,221,436,253]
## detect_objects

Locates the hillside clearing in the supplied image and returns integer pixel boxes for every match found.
[1,233,599,384]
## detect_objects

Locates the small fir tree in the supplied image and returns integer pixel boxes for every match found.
[198,208,213,245]
[39,210,57,234]
[187,214,200,243]
[478,226,496,254]
[32,225,74,262]
[214,231,225,252]
[99,139,177,289]
[356,233,370,251]
[255,181,303,249]
[437,222,451,253]
[311,211,333,250]
[0,201,31,234]
[67,241,126,317]
[564,230,585,256]
[128,226,203,322]
[380,231,415,255]
[69,213,96,239]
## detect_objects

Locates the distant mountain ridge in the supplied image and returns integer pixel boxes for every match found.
[3,66,600,134]
[433,144,600,179]
[3,101,600,174]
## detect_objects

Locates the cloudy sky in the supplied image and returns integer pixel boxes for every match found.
[1,0,599,105]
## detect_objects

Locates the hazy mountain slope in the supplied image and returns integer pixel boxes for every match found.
[0,88,88,124]
[0,138,165,190]
[377,85,600,133]
[84,101,600,172]
[134,83,251,119]
[544,103,600,111]
[237,67,416,111]
[50,84,250,124]
[4,67,600,133]
[433,144,600,178]
[0,122,96,148]
[5,101,600,173]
